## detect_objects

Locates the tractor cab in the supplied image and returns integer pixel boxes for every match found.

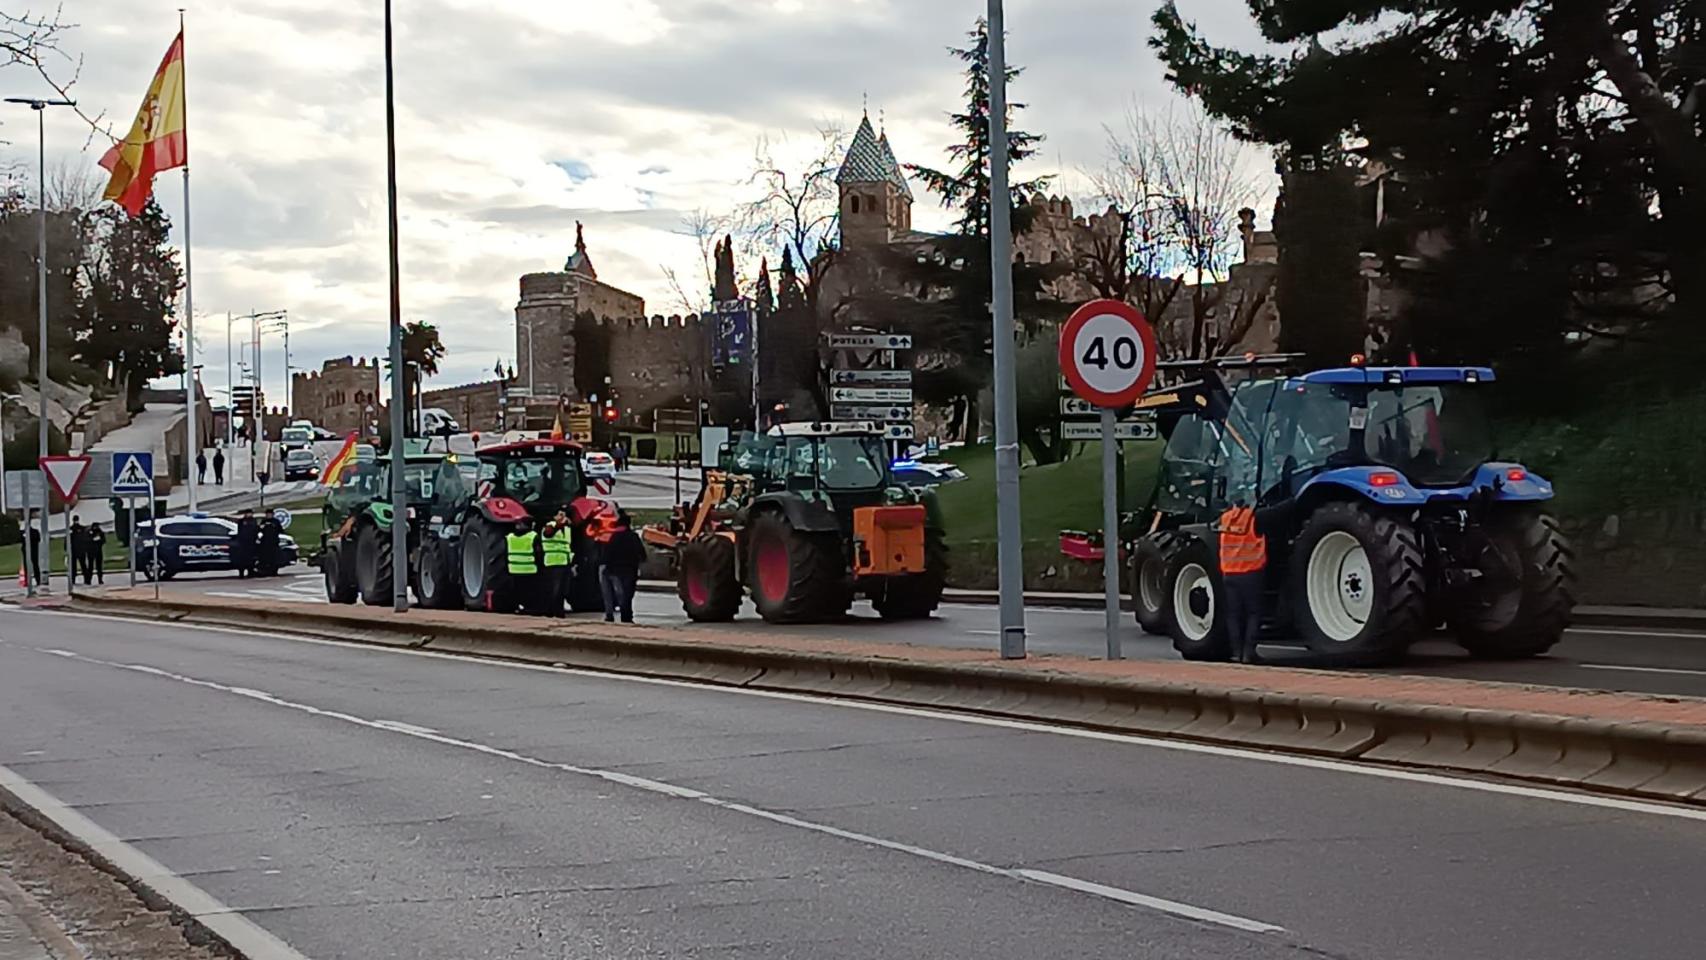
[465,439,589,523]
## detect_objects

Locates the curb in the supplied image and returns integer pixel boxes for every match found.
[63,594,1706,808]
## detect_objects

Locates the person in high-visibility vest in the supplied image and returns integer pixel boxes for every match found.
[539,510,574,619]
[505,519,540,614]
[1215,500,1289,665]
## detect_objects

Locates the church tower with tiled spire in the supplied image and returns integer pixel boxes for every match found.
[837,113,913,248]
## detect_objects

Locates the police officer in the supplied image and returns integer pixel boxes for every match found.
[539,510,573,618]
[233,509,259,579]
[1215,499,1294,665]
[505,518,540,615]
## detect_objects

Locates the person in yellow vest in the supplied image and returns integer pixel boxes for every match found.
[1216,500,1289,665]
[505,519,540,614]
[539,510,574,619]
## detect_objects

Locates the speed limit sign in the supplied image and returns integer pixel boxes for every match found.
[1058,299,1158,408]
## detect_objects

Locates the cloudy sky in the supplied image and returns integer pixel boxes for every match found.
[2,0,1266,404]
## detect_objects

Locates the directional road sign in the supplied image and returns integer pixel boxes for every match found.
[829,368,913,386]
[830,386,913,404]
[825,333,913,350]
[881,424,916,440]
[1058,299,1158,409]
[1059,420,1159,442]
[4,470,45,507]
[1059,396,1098,418]
[38,455,91,503]
[831,403,912,422]
[110,451,154,495]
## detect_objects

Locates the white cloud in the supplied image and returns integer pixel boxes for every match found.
[4,0,1269,399]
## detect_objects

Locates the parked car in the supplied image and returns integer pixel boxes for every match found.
[889,458,967,488]
[133,514,299,581]
[284,446,319,481]
[583,451,617,480]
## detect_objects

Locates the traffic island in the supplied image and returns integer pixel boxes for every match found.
[67,587,1706,807]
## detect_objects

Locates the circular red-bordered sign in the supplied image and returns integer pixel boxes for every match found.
[1058,299,1158,408]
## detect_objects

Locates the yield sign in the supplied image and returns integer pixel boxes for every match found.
[38,455,92,503]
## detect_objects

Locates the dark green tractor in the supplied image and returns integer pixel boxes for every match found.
[321,451,475,606]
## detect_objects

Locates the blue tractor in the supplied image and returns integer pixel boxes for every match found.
[1128,358,1576,664]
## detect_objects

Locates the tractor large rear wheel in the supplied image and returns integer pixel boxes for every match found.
[679,534,741,622]
[1132,531,1186,635]
[873,530,947,620]
[1290,502,1426,665]
[355,523,393,607]
[1451,509,1575,659]
[459,517,513,612]
[747,512,850,624]
[1163,538,1230,661]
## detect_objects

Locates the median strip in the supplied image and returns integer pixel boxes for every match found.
[62,587,1706,807]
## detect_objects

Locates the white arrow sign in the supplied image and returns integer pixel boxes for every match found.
[1059,421,1159,442]
[38,456,92,502]
[825,333,913,350]
[1059,396,1098,417]
[831,386,913,404]
[830,368,913,386]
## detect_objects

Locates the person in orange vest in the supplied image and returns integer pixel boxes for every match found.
[1216,499,1290,665]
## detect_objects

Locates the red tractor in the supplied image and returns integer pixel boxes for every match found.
[413,439,615,613]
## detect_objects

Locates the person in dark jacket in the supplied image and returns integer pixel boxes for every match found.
[196,451,208,484]
[69,517,87,585]
[212,447,226,485]
[86,523,106,584]
[256,515,283,578]
[598,511,645,624]
[233,510,259,579]
[27,525,43,585]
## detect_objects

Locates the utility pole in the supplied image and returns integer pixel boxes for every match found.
[986,0,1026,658]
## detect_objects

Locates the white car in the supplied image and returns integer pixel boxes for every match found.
[583,451,616,480]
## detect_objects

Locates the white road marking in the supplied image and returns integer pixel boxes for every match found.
[1567,627,1706,640]
[12,607,1706,824]
[33,645,1284,935]
[0,762,313,960]
[1578,663,1706,678]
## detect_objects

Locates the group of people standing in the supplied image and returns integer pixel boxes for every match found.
[29,519,110,586]
[231,509,287,578]
[505,509,646,622]
[194,447,228,485]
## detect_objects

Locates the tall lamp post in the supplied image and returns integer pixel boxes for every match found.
[383,0,409,612]
[5,96,75,599]
[985,0,1026,658]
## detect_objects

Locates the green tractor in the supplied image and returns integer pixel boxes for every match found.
[321,449,475,606]
[646,422,948,624]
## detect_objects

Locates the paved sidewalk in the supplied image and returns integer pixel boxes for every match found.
[84,586,1706,729]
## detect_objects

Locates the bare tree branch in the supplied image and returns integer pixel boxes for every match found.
[1,6,111,144]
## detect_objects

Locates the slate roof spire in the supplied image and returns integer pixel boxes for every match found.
[837,114,913,201]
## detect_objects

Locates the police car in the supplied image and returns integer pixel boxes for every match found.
[133,513,300,580]
[889,458,968,488]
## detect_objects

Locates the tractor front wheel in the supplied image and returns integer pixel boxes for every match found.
[1290,502,1426,665]
[323,541,358,604]
[413,538,458,609]
[748,512,850,624]
[1132,531,1185,635]
[1451,509,1575,659]
[679,534,741,622]
[1162,538,1230,661]
[460,517,513,612]
[355,523,394,607]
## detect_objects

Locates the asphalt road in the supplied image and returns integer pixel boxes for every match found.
[1,608,1703,959]
[164,570,1706,699]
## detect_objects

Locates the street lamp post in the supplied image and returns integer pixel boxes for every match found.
[5,96,75,599]
[985,0,1027,658]
[383,0,409,612]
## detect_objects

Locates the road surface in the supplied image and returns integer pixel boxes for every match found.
[0,608,1700,960]
[146,570,1706,699]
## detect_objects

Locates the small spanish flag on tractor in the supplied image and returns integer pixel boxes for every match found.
[99,31,187,217]
[319,433,360,486]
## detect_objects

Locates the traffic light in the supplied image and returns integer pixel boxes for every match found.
[602,404,619,423]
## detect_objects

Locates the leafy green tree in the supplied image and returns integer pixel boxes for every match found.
[1150,0,1706,369]
[76,199,184,408]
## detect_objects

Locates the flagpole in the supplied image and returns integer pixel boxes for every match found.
[179,10,198,512]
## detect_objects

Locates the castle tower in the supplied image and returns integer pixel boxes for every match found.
[837,114,913,248]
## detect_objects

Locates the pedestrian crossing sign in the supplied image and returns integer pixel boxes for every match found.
[111,451,154,495]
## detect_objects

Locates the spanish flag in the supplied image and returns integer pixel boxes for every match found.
[319,432,360,486]
[99,31,187,217]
